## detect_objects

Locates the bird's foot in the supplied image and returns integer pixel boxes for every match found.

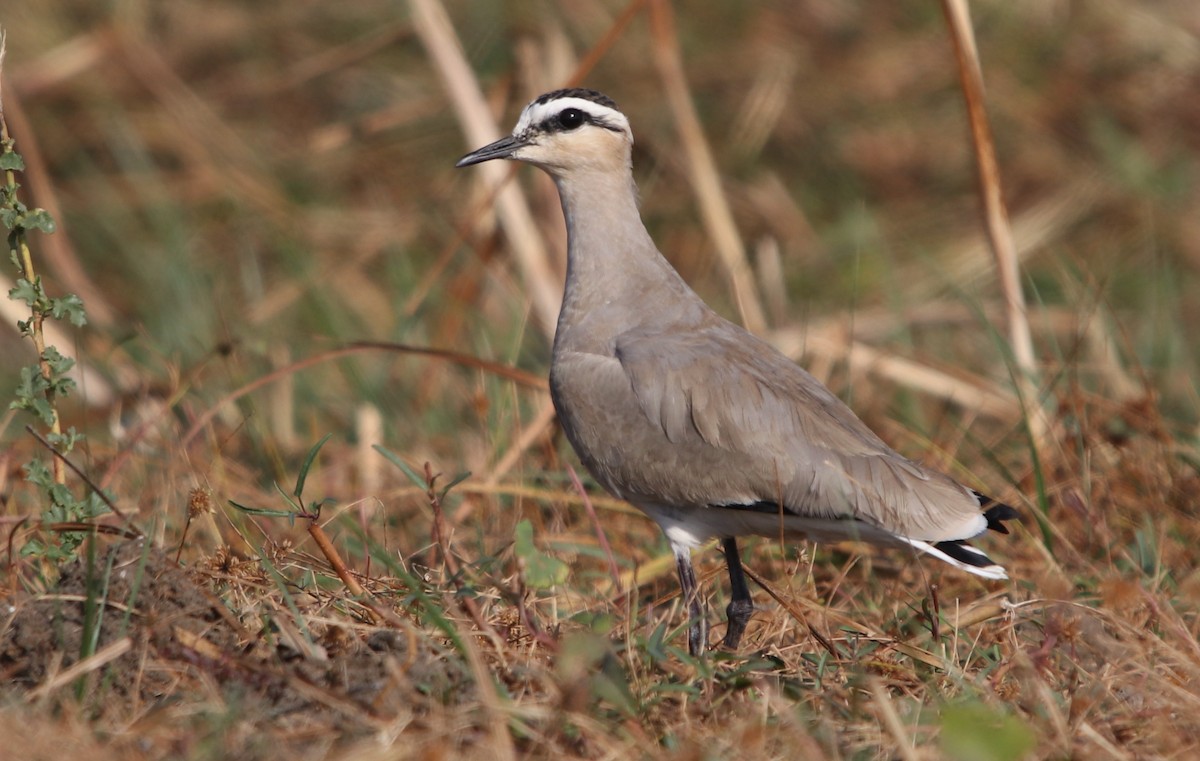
[722,598,755,650]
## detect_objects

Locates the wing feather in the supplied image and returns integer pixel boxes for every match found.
[613,326,987,542]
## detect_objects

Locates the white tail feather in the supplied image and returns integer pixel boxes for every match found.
[895,536,1009,580]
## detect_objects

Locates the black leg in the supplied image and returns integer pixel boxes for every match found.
[674,547,707,655]
[721,537,755,650]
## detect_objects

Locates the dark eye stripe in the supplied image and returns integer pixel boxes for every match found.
[538,108,625,135]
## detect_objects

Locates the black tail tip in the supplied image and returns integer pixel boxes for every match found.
[934,539,997,569]
[973,490,1020,535]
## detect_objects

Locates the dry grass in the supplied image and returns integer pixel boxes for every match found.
[2,1,1200,759]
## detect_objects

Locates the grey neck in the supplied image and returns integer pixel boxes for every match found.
[551,167,703,353]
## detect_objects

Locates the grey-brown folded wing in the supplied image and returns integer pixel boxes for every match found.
[613,326,988,542]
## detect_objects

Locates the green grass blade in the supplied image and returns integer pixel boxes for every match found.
[374,445,428,490]
[293,433,334,500]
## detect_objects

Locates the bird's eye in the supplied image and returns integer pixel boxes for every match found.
[556,108,586,130]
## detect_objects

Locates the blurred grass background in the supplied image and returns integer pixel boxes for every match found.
[3,1,1200,758]
[5,1,1197,444]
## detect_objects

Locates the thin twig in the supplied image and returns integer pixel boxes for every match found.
[174,515,193,564]
[567,464,622,592]
[565,0,651,87]
[25,425,135,524]
[6,515,30,572]
[739,562,840,659]
[512,573,560,652]
[422,463,503,642]
[424,463,455,574]
[302,507,412,627]
[306,521,369,600]
[45,522,141,539]
[179,341,546,451]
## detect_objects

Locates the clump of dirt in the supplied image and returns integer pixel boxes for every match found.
[1,541,474,758]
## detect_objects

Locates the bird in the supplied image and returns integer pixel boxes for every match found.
[457,88,1018,655]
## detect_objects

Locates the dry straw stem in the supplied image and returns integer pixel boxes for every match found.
[773,326,1019,421]
[457,621,518,761]
[26,637,132,703]
[410,0,562,337]
[456,397,560,523]
[868,677,920,761]
[910,174,1107,303]
[481,397,559,488]
[800,298,1140,404]
[648,0,768,335]
[6,31,108,97]
[355,404,384,508]
[940,0,1048,444]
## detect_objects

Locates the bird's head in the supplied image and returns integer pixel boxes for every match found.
[456,88,633,177]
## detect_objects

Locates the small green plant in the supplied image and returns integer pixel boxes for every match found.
[231,434,389,622]
[229,433,338,528]
[2,41,106,563]
[513,518,569,590]
[939,700,1036,761]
